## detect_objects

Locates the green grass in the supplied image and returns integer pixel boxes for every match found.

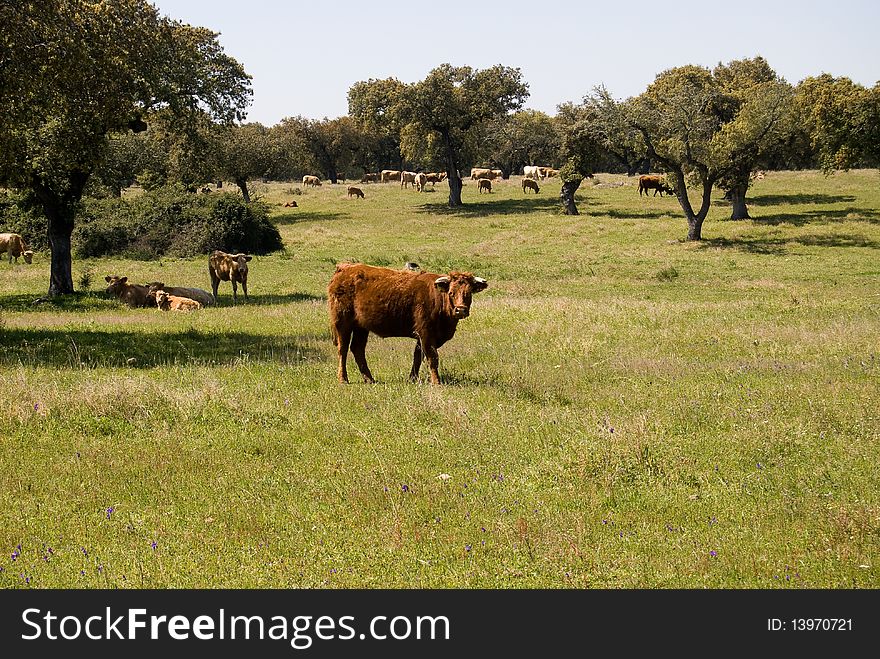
[1,170,879,588]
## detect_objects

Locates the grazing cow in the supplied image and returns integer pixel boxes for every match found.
[380,169,401,183]
[542,167,560,179]
[523,165,541,180]
[154,290,202,312]
[360,173,380,183]
[638,174,675,197]
[145,282,214,307]
[336,172,346,183]
[327,263,488,384]
[209,250,252,302]
[0,233,33,264]
[471,167,491,180]
[400,171,417,188]
[489,168,504,179]
[347,186,365,198]
[105,276,151,308]
[415,172,428,192]
[302,175,322,187]
[283,200,298,207]
[423,173,442,188]
[522,178,540,193]
[478,178,492,193]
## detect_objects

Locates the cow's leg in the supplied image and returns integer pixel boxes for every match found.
[350,328,375,383]
[409,340,424,382]
[210,268,220,301]
[422,342,442,385]
[241,277,248,300]
[231,279,238,303]
[334,324,353,383]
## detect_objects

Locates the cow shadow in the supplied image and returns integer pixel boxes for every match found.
[417,197,561,216]
[0,326,325,369]
[593,207,672,220]
[699,233,880,255]
[271,210,350,225]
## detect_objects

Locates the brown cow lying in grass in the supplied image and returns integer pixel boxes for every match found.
[522,178,540,193]
[347,186,365,198]
[145,282,214,307]
[209,250,251,302]
[638,174,675,197]
[328,263,488,385]
[154,290,202,312]
[105,276,151,308]
[478,178,492,193]
[0,232,34,264]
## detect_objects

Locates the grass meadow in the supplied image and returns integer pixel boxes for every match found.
[1,170,878,588]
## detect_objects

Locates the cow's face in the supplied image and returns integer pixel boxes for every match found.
[234,254,252,273]
[155,291,170,309]
[105,275,127,295]
[435,273,489,319]
[23,250,33,264]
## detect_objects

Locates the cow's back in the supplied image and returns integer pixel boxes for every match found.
[329,264,439,339]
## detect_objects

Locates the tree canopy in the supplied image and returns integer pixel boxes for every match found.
[0,0,252,295]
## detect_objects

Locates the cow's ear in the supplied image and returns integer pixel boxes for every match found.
[472,277,488,292]
[105,276,113,282]
[120,277,127,284]
[244,255,253,262]
[434,276,451,291]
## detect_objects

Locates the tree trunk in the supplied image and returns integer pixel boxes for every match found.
[728,182,751,220]
[560,179,582,215]
[686,215,703,241]
[235,178,251,203]
[47,211,75,296]
[441,130,463,207]
[216,180,223,188]
[669,169,713,241]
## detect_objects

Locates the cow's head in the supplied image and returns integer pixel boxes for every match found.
[434,272,489,319]
[105,275,128,295]
[155,291,170,309]
[23,250,33,264]
[234,254,252,273]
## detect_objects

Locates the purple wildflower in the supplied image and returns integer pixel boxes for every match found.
[34,403,39,411]
[81,547,88,556]
[401,484,409,493]
[710,550,718,558]
[757,462,763,469]
[106,507,114,519]
[11,551,18,562]
[481,527,486,533]
[151,541,158,550]
[465,544,472,552]
[709,517,717,525]
[98,564,103,573]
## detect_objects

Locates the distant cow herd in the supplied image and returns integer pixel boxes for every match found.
[5,167,677,384]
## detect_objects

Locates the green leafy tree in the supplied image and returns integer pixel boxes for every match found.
[348,77,407,172]
[585,88,650,176]
[354,64,529,206]
[277,116,361,183]
[480,110,560,178]
[0,0,251,295]
[797,74,880,172]
[214,122,275,201]
[555,102,602,215]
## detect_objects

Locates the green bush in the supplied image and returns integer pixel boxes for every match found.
[0,190,49,251]
[73,185,282,259]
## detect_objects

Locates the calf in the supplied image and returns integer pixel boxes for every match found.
[328,263,488,385]
[400,171,417,188]
[347,186,365,198]
[105,276,151,308]
[146,282,214,307]
[155,290,202,312]
[478,178,492,193]
[209,250,252,302]
[0,233,33,264]
[360,173,380,183]
[415,172,428,192]
[522,178,540,193]
[283,200,298,207]
[638,174,675,197]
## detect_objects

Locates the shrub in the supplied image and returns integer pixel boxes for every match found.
[73,185,282,259]
[0,190,49,251]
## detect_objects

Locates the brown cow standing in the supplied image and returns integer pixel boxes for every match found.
[209,250,252,302]
[0,232,33,264]
[522,178,540,194]
[638,174,675,197]
[478,178,492,193]
[327,263,488,385]
[347,186,365,198]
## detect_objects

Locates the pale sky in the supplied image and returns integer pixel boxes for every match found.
[151,0,879,126]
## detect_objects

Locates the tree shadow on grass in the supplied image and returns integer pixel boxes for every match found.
[0,292,118,314]
[592,207,671,220]
[212,292,326,307]
[699,233,880,255]
[271,210,350,225]
[748,193,858,206]
[417,197,560,216]
[748,207,880,226]
[0,326,326,369]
